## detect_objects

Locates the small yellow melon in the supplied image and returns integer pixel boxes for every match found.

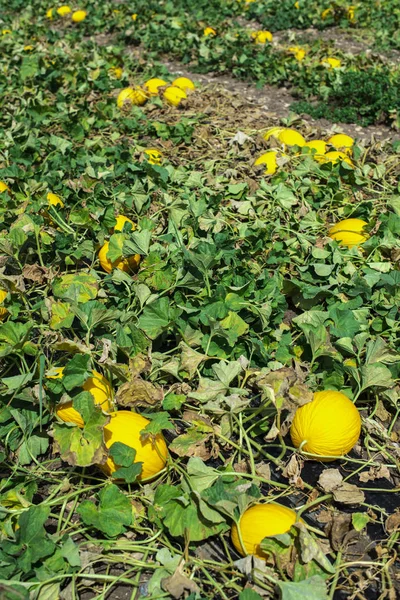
[50,369,113,428]
[114,215,136,232]
[72,10,87,23]
[172,77,195,92]
[117,87,147,108]
[56,5,71,17]
[47,192,64,208]
[203,27,216,37]
[328,218,368,248]
[99,411,168,480]
[327,134,354,154]
[144,148,163,165]
[231,503,298,559]
[254,151,278,175]
[98,241,140,274]
[304,140,327,155]
[322,57,341,69]
[251,30,273,44]
[144,78,167,95]
[278,129,306,147]
[0,290,8,320]
[163,86,187,107]
[0,182,9,193]
[290,390,361,460]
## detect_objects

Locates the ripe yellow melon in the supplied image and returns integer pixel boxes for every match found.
[47,192,64,208]
[98,242,140,274]
[290,390,361,460]
[0,290,8,320]
[251,30,273,44]
[50,368,113,427]
[114,215,136,232]
[278,129,306,147]
[99,411,168,480]
[328,134,354,156]
[172,77,195,92]
[72,10,87,23]
[163,86,187,107]
[56,5,71,17]
[203,27,216,37]
[0,181,10,193]
[144,148,163,165]
[117,87,147,108]
[144,78,167,95]
[254,151,278,175]
[231,503,298,559]
[304,140,327,155]
[322,57,341,69]
[328,218,368,248]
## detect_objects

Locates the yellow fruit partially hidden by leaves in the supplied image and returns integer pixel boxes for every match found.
[163,86,187,107]
[0,290,8,320]
[98,242,140,274]
[144,148,163,165]
[46,8,54,19]
[251,30,273,44]
[254,151,278,175]
[321,8,332,19]
[172,77,195,92]
[2,29,12,35]
[47,192,64,208]
[263,127,285,142]
[144,78,167,95]
[278,129,306,147]
[294,1,300,8]
[117,87,147,108]
[114,215,136,232]
[56,5,71,16]
[99,411,168,480]
[304,140,327,155]
[72,10,87,23]
[109,67,123,79]
[291,391,361,460]
[0,181,9,193]
[328,133,354,154]
[322,57,341,69]
[323,151,353,166]
[231,503,298,559]
[131,13,138,21]
[51,368,113,427]
[203,27,216,37]
[328,218,368,248]
[288,46,306,61]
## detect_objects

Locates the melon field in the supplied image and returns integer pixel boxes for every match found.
[1,1,400,599]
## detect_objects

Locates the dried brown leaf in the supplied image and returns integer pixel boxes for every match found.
[115,378,163,409]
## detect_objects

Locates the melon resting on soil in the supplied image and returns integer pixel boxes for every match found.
[290,390,362,460]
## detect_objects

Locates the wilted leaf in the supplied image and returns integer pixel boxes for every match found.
[52,394,109,466]
[77,484,133,537]
[115,378,163,408]
[161,564,200,599]
[277,576,328,600]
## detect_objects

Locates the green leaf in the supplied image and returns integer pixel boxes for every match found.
[277,576,328,600]
[163,393,186,411]
[187,457,219,493]
[49,301,74,330]
[62,354,91,391]
[360,363,393,391]
[77,484,133,537]
[153,485,227,542]
[239,591,264,600]
[109,442,143,483]
[52,393,109,466]
[2,372,33,390]
[138,297,181,339]
[124,229,152,256]
[352,512,370,531]
[212,360,242,387]
[220,311,249,342]
[7,505,55,573]
[142,411,174,436]
[20,56,39,80]
[107,233,125,262]
[52,272,98,304]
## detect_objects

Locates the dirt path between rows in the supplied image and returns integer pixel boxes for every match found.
[160,57,400,144]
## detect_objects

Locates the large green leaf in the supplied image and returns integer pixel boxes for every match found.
[77,484,133,537]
